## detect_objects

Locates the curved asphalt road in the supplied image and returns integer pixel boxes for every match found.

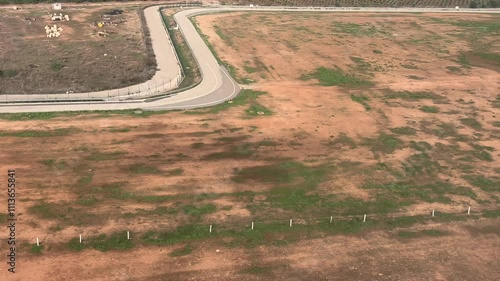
[0,6,499,113]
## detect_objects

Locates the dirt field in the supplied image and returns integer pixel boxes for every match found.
[0,4,154,95]
[0,11,499,280]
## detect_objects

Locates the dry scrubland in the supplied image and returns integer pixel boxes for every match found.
[0,5,154,95]
[0,11,499,280]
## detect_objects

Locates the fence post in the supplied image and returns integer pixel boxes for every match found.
[330,216,333,224]
[79,234,82,243]
[36,237,39,246]
[467,206,471,215]
[127,231,130,240]
[251,221,254,230]
[289,219,292,227]
[363,214,367,223]
[209,225,212,233]
[432,209,435,217]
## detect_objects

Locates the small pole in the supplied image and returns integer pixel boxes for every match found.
[209,225,212,233]
[432,209,435,217]
[127,231,130,240]
[467,206,471,215]
[79,234,82,243]
[330,216,333,224]
[289,219,293,227]
[363,214,367,223]
[36,237,39,246]
[251,221,254,230]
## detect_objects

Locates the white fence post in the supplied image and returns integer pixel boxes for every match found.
[289,219,292,227]
[467,206,471,215]
[209,225,212,233]
[363,214,367,223]
[79,234,82,243]
[330,216,333,224]
[432,209,435,217]
[36,237,39,246]
[251,222,254,230]
[127,231,130,240]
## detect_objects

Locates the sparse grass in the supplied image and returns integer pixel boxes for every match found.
[167,168,184,176]
[446,66,462,73]
[402,153,441,177]
[419,106,439,113]
[350,94,371,110]
[183,204,216,217]
[301,67,373,87]
[460,118,482,130]
[397,229,449,238]
[128,163,162,174]
[0,128,79,138]
[184,90,268,114]
[361,132,403,154]
[384,89,443,100]
[332,22,386,37]
[401,64,418,69]
[30,244,43,254]
[246,103,273,116]
[0,110,168,121]
[68,232,133,252]
[86,151,126,161]
[463,175,499,192]
[328,133,357,149]
[482,209,500,218]
[373,49,382,54]
[191,142,204,149]
[389,126,417,135]
[169,244,193,257]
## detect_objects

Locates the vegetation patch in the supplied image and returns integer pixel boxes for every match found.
[301,67,373,87]
[350,94,371,110]
[420,106,440,113]
[128,163,162,174]
[328,133,357,149]
[184,90,268,114]
[389,126,417,135]
[361,132,403,154]
[383,89,443,100]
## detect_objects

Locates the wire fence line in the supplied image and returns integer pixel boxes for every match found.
[22,204,499,249]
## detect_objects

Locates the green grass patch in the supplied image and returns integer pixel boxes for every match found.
[86,151,126,161]
[361,132,402,154]
[383,89,443,100]
[363,181,476,203]
[183,204,216,217]
[482,209,500,218]
[409,141,432,152]
[167,168,184,176]
[128,163,162,174]
[68,232,133,252]
[397,229,449,238]
[245,103,272,116]
[420,106,440,113]
[389,126,416,135]
[402,153,441,177]
[460,118,482,130]
[191,142,204,149]
[30,244,43,254]
[184,90,268,114]
[301,67,373,87]
[463,175,499,192]
[401,64,418,69]
[350,94,371,110]
[0,110,169,121]
[0,128,79,138]
[328,133,357,149]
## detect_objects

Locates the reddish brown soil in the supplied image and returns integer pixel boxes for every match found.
[0,11,499,280]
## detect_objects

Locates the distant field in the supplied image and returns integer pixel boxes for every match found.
[0,5,155,95]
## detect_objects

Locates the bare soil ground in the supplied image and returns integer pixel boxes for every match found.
[0,4,154,95]
[0,11,499,280]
